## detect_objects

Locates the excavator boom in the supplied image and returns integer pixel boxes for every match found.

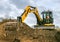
[19,6,42,25]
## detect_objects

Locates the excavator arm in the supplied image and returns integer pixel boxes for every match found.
[18,6,42,25]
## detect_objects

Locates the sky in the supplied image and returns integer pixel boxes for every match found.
[0,0,60,27]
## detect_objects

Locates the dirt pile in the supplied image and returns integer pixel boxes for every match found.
[16,23,58,42]
[0,22,60,42]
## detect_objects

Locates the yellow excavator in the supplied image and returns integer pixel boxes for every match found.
[17,6,55,29]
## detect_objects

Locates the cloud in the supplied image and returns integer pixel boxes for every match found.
[0,0,60,27]
[24,13,37,26]
[0,0,24,19]
[9,0,30,9]
[31,0,60,27]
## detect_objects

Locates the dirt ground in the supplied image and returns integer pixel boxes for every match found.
[0,22,60,42]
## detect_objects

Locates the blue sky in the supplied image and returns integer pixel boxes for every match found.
[0,0,60,27]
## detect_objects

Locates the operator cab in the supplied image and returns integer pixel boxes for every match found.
[41,10,53,24]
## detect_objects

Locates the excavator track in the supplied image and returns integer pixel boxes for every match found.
[34,25,55,29]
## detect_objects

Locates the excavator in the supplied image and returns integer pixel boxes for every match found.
[17,6,55,29]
